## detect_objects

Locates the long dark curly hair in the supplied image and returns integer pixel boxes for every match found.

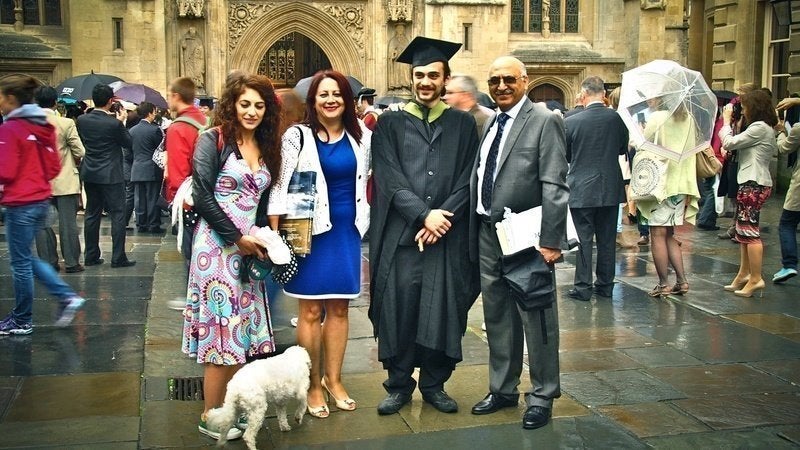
[213,73,282,178]
[304,70,362,145]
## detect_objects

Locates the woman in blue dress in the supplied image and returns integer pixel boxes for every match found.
[269,70,371,418]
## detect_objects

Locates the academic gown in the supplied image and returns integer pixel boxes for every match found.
[368,102,481,363]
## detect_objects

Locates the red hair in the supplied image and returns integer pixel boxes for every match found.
[303,70,362,145]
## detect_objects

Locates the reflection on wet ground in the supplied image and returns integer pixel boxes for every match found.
[0,197,798,448]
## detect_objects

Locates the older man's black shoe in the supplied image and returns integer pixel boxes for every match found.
[567,288,591,301]
[522,406,551,430]
[422,391,458,413]
[471,393,518,415]
[377,392,411,415]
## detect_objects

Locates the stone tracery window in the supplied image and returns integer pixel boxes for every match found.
[0,0,61,26]
[511,0,578,34]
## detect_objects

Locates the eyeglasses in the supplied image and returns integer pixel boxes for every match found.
[487,76,523,86]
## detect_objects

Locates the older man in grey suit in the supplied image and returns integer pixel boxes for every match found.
[565,76,628,301]
[469,56,569,430]
[129,101,165,233]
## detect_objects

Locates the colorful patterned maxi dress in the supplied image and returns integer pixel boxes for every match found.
[182,154,274,365]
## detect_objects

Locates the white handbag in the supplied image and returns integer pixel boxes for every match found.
[630,150,668,201]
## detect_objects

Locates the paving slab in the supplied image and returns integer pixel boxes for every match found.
[751,359,800,385]
[633,321,800,363]
[672,392,800,430]
[619,345,704,367]
[646,363,799,397]
[559,349,643,373]
[645,426,800,449]
[0,416,140,448]
[561,369,685,406]
[598,401,710,437]
[722,313,800,334]
[560,326,657,351]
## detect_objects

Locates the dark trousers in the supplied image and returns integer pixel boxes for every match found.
[134,181,162,230]
[697,176,718,227]
[382,246,455,396]
[124,180,134,226]
[35,195,82,268]
[571,205,618,298]
[779,209,800,270]
[83,181,127,265]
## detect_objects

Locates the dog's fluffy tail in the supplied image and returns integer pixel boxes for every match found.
[205,398,238,447]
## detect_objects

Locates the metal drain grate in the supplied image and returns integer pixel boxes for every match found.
[168,377,204,401]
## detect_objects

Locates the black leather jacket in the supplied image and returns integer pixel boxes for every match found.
[191,129,269,246]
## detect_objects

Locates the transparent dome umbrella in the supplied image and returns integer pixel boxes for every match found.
[617,60,717,161]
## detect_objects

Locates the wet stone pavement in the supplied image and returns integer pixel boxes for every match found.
[0,195,798,449]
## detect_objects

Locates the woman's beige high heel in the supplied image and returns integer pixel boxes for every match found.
[723,277,749,292]
[734,279,766,298]
[306,404,330,418]
[322,377,356,411]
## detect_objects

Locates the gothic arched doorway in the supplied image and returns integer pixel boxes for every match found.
[528,83,565,105]
[257,32,332,88]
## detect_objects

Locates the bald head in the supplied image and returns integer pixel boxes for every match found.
[487,56,528,112]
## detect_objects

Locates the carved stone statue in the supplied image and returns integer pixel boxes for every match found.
[541,0,551,37]
[181,27,206,90]
[387,23,411,92]
[387,0,412,23]
[177,0,205,17]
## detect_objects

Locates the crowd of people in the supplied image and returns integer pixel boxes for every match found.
[1,32,799,443]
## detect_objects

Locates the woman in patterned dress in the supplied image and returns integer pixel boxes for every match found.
[269,71,371,418]
[718,89,777,298]
[181,73,282,440]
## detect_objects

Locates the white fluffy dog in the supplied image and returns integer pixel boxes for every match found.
[207,345,311,449]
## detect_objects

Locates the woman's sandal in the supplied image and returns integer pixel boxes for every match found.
[647,284,671,298]
[671,281,689,295]
[322,377,357,411]
[307,404,330,418]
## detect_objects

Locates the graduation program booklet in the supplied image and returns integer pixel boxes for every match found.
[495,206,579,256]
[279,171,317,255]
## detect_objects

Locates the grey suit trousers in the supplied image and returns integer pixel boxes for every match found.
[35,195,82,268]
[478,220,561,408]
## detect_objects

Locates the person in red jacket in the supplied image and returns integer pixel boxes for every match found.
[165,77,206,203]
[164,77,206,310]
[0,74,85,334]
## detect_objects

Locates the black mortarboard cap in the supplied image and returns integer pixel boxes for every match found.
[357,87,377,98]
[395,36,461,67]
[198,97,214,108]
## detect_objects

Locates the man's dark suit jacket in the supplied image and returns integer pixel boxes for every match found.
[563,105,585,118]
[76,109,132,184]
[564,102,628,208]
[129,120,164,182]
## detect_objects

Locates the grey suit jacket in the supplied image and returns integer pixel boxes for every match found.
[565,103,628,208]
[469,98,570,261]
[129,120,164,182]
[719,121,775,187]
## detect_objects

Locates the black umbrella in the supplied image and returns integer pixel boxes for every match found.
[293,75,364,100]
[55,71,124,101]
[476,92,496,109]
[375,95,410,108]
[712,90,737,101]
[544,100,566,112]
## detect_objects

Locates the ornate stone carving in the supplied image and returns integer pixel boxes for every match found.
[387,22,411,92]
[228,2,275,51]
[387,0,413,22]
[322,4,365,50]
[181,26,206,90]
[640,0,666,10]
[177,0,205,17]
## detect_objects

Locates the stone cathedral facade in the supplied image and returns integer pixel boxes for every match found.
[0,0,795,115]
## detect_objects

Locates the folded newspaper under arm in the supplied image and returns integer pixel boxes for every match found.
[495,206,580,256]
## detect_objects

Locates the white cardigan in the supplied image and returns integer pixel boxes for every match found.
[268,123,371,237]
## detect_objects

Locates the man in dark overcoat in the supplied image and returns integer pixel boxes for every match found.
[129,101,165,233]
[565,76,628,301]
[369,37,480,415]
